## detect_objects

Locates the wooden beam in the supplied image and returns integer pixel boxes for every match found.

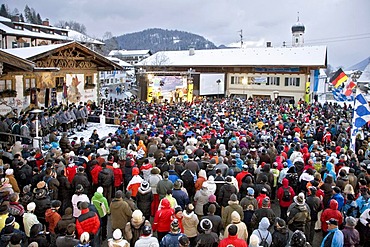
[50,56,87,60]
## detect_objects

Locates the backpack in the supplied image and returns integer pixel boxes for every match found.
[286,173,298,188]
[181,169,195,186]
[282,186,291,202]
[257,229,270,247]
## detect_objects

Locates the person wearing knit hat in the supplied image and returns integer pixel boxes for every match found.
[182,204,199,246]
[91,185,109,240]
[194,184,211,216]
[23,202,39,237]
[153,198,175,242]
[136,180,153,221]
[0,177,14,194]
[134,225,159,247]
[45,200,62,234]
[249,234,260,247]
[71,184,90,218]
[5,168,20,193]
[196,218,219,246]
[342,216,359,247]
[222,193,244,228]
[224,211,248,241]
[160,219,186,247]
[124,209,151,246]
[173,205,184,233]
[55,223,79,247]
[271,217,289,247]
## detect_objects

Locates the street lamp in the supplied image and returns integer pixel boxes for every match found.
[30,109,43,149]
[216,79,221,98]
[242,77,248,98]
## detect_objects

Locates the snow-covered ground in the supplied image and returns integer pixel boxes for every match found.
[69,123,119,141]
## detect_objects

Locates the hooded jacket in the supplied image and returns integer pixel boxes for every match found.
[75,208,100,237]
[136,185,153,218]
[224,211,248,241]
[194,188,210,215]
[321,200,343,232]
[251,217,272,246]
[92,191,109,218]
[218,183,237,207]
[183,210,199,238]
[152,199,174,232]
[287,200,311,232]
[45,208,61,233]
[127,169,143,197]
[110,197,132,230]
[277,178,295,207]
[271,223,289,247]
[98,167,114,187]
[320,226,344,247]
[222,201,244,228]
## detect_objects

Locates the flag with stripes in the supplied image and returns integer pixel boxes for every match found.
[331,68,348,88]
[332,87,354,102]
[344,80,356,96]
[350,92,370,150]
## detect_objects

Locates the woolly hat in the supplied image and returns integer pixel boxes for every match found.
[174,206,183,214]
[113,162,120,169]
[199,218,213,231]
[140,181,150,191]
[115,190,123,198]
[51,200,61,208]
[231,211,241,223]
[208,194,217,203]
[249,234,260,247]
[344,184,355,195]
[5,168,13,176]
[97,186,104,194]
[262,197,270,207]
[75,184,84,193]
[230,193,238,202]
[247,187,255,196]
[27,202,36,211]
[170,219,180,233]
[290,230,307,246]
[132,210,144,224]
[5,215,15,226]
[294,192,305,206]
[112,229,122,240]
[345,216,357,227]
[80,232,90,244]
[178,235,190,246]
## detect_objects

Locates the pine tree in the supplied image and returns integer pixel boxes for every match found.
[0,4,9,18]
[31,8,37,24]
[19,13,24,22]
[24,5,32,23]
[36,13,42,24]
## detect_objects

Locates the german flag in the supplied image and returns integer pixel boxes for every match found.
[331,68,348,88]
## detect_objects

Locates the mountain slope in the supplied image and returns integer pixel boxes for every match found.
[113,28,217,52]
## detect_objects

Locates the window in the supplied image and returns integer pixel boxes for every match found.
[0,79,14,90]
[55,76,65,91]
[267,77,280,86]
[23,77,37,95]
[12,42,18,48]
[14,25,23,30]
[32,27,39,32]
[85,75,95,89]
[284,77,300,87]
[230,76,244,85]
[61,31,67,36]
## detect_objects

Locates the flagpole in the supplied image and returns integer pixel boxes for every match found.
[350,87,358,151]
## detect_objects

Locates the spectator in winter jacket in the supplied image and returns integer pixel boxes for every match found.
[92,186,109,240]
[71,167,90,196]
[160,219,186,247]
[124,209,151,246]
[251,217,272,247]
[136,181,153,221]
[157,171,174,200]
[251,198,276,230]
[320,218,344,247]
[55,207,75,235]
[75,201,100,237]
[98,162,114,203]
[153,198,175,242]
[201,204,222,234]
[112,162,123,192]
[167,165,180,184]
[218,176,237,208]
[182,204,199,246]
[127,167,143,198]
[321,199,343,234]
[222,193,244,228]
[277,178,295,222]
[271,217,289,247]
[23,202,39,237]
[172,180,189,210]
[45,200,62,234]
[140,159,153,181]
[194,185,211,216]
[134,225,159,247]
[342,216,360,247]
[219,224,248,247]
[287,192,311,234]
[331,186,344,211]
[195,169,207,191]
[306,186,322,244]
[257,187,271,209]
[224,211,248,241]
[5,169,20,193]
[71,184,90,218]
[110,190,133,233]
[195,218,219,247]
[90,160,102,192]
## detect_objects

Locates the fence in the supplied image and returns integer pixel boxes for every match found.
[0,132,42,150]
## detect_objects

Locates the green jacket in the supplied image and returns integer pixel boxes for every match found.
[92,192,109,218]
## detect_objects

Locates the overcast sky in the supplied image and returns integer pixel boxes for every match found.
[8,0,370,68]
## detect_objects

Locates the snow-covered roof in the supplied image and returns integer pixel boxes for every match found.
[109,49,151,56]
[346,56,370,72]
[0,16,11,22]
[358,63,370,83]
[2,43,71,59]
[66,29,104,45]
[106,57,133,67]
[138,46,327,67]
[0,22,66,40]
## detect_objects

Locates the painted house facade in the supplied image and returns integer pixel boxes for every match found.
[0,41,121,115]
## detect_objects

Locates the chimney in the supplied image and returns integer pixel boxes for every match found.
[11,14,20,22]
[42,18,50,26]
[266,42,272,48]
[189,47,195,56]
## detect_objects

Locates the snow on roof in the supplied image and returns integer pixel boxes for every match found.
[66,29,104,45]
[2,43,69,59]
[106,56,133,67]
[138,46,327,67]
[358,63,370,83]
[0,16,11,22]
[109,49,151,56]
[346,56,370,72]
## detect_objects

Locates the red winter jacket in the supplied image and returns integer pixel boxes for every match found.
[236,171,249,188]
[66,165,77,184]
[219,235,248,247]
[153,198,174,232]
[277,178,295,207]
[113,168,123,187]
[90,165,102,185]
[76,208,100,237]
[321,199,343,232]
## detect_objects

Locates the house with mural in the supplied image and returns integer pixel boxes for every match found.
[0,41,122,115]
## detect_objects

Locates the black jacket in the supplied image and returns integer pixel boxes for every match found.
[306,195,322,221]
[218,183,237,207]
[98,168,114,187]
[71,173,90,192]
[271,227,289,247]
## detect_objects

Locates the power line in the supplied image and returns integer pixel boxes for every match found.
[306,32,370,42]
[305,35,370,45]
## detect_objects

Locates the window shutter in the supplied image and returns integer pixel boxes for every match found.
[285,78,289,86]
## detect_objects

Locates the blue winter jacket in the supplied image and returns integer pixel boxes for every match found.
[320,227,344,247]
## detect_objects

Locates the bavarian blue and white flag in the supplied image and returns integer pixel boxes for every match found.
[332,87,354,102]
[350,92,370,150]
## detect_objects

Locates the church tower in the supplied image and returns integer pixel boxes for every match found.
[291,13,305,47]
